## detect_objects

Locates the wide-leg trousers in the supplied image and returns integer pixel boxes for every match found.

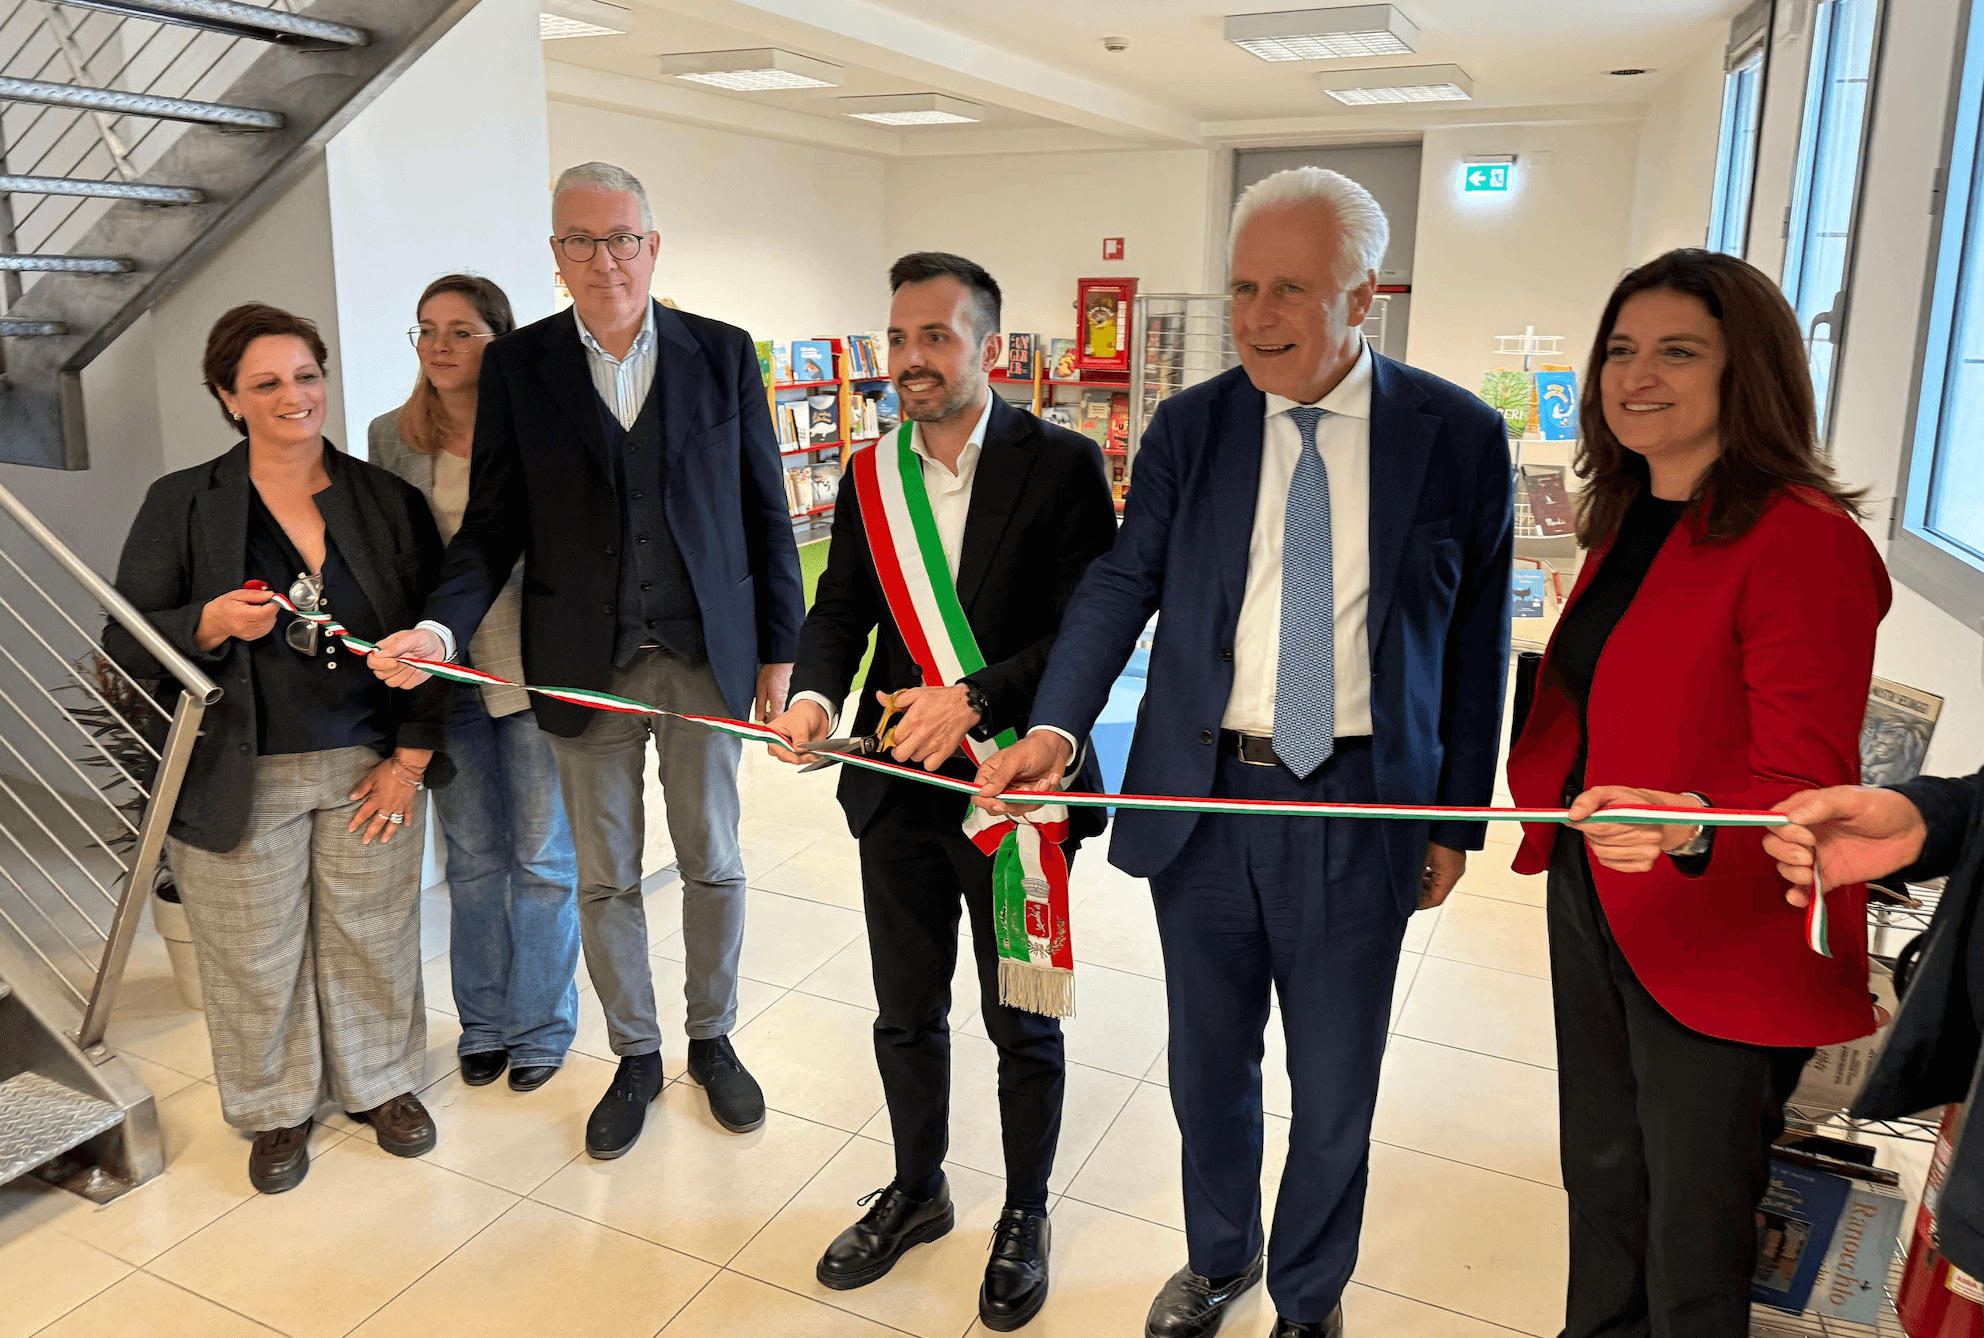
[168,745,427,1131]
[1548,828,1811,1338]
[1148,745,1407,1324]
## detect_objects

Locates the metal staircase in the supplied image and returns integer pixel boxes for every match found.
[0,0,480,470]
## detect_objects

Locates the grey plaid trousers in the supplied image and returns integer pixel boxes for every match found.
[167,746,427,1131]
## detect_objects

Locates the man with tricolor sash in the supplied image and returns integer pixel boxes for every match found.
[765,252,1118,1331]
[978,169,1515,1338]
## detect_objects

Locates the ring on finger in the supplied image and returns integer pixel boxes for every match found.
[388,812,405,825]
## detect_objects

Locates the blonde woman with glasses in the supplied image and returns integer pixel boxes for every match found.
[370,274,582,1097]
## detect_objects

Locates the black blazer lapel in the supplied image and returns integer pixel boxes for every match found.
[531,315,613,483]
[1365,354,1439,650]
[956,396,1035,616]
[313,448,403,632]
[652,300,710,481]
[1212,371,1267,622]
[194,441,252,594]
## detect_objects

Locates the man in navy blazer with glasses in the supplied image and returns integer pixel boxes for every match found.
[978,167,1513,1338]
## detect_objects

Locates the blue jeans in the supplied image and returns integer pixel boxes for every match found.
[433,684,580,1066]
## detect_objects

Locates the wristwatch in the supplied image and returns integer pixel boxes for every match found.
[960,678,993,740]
[1667,792,1713,860]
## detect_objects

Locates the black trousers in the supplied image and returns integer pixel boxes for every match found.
[1548,829,1811,1338]
[858,781,1067,1209]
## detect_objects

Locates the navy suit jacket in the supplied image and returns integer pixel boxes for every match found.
[421,301,805,736]
[1030,356,1514,908]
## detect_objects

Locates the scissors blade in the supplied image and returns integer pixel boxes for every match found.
[795,737,865,773]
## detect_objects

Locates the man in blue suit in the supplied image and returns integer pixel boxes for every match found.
[978,167,1513,1338]
[372,162,804,1160]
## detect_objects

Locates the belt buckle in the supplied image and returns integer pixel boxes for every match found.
[1236,732,1278,767]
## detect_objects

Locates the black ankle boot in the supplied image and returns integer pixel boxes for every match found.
[585,1052,664,1159]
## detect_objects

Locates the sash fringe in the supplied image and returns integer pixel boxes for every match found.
[1000,959,1076,1019]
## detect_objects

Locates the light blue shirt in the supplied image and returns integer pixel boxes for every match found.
[574,301,658,431]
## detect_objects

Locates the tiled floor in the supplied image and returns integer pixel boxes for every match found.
[0,746,1917,1337]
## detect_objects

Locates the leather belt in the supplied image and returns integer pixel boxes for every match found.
[1218,729,1373,767]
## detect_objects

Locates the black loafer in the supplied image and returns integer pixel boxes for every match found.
[816,1181,956,1290]
[509,1063,558,1092]
[248,1119,311,1194]
[980,1207,1051,1331]
[1272,1307,1343,1338]
[585,1053,664,1159]
[460,1050,508,1086]
[1146,1252,1265,1338]
[686,1035,765,1133]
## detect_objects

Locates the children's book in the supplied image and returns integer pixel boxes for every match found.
[754,341,774,387]
[1752,1159,1854,1313]
[1006,333,1037,381]
[792,339,834,383]
[771,343,792,385]
[806,394,840,443]
[1534,371,1579,441]
[1050,337,1078,381]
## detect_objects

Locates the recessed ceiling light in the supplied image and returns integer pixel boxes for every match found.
[839,94,984,125]
[1225,5,1420,61]
[540,1,629,39]
[656,49,845,91]
[1317,63,1473,104]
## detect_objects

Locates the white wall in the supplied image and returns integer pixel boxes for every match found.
[327,0,554,457]
[548,100,887,343]
[1405,120,1639,408]
[1629,33,1728,263]
[884,149,1214,344]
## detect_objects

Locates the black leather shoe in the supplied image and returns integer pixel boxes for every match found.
[1272,1308,1343,1338]
[1146,1252,1265,1338]
[816,1182,956,1290]
[508,1063,557,1092]
[979,1207,1051,1331]
[585,1052,664,1159]
[460,1050,508,1086]
[248,1119,310,1193]
[686,1035,765,1133]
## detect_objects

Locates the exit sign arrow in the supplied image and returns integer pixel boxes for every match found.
[1465,164,1510,192]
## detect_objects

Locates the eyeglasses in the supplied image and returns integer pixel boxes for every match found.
[551,231,647,263]
[408,325,496,351]
[285,572,323,656]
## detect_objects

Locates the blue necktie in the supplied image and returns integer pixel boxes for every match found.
[1275,406,1335,779]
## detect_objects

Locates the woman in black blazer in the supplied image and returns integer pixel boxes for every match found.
[107,304,453,1194]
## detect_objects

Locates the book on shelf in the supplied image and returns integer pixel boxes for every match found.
[807,394,840,443]
[1106,392,1129,451]
[1790,959,1897,1116]
[1050,337,1078,381]
[1005,332,1038,381]
[784,464,812,513]
[1519,464,1575,537]
[771,342,792,385]
[754,340,774,387]
[791,339,834,382]
[842,332,887,379]
[1860,675,1943,787]
[811,463,842,507]
[1534,370,1579,441]
[1511,571,1547,618]
[1039,405,1076,430]
[1807,1178,1906,1325]
[1752,1158,1854,1314]
[1076,389,1113,448]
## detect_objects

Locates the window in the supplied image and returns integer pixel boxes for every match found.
[1782,0,1885,444]
[1899,0,1984,615]
[1708,52,1766,255]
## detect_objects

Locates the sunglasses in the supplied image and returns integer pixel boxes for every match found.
[285,572,324,656]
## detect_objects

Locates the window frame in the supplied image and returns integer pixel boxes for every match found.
[1780,0,1890,447]
[1893,0,1984,628]
[1708,49,1768,256]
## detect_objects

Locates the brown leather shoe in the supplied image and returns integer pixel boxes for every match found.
[348,1093,437,1158]
[249,1118,311,1193]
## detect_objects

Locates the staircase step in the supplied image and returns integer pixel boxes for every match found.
[0,1072,123,1188]
[0,255,133,274]
[0,77,283,131]
[0,320,70,336]
[0,175,203,205]
[47,0,369,49]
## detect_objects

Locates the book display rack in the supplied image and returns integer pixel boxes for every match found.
[760,334,895,542]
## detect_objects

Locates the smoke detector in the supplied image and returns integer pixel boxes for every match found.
[1102,35,1130,53]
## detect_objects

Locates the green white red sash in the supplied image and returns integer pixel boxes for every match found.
[849,424,1079,1015]
[265,592,1837,965]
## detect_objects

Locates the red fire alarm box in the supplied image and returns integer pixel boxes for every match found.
[1102,237,1124,261]
[1074,276,1137,375]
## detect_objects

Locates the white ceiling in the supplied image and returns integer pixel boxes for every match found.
[545,0,1745,154]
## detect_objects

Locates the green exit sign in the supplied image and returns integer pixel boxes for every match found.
[1465,164,1511,192]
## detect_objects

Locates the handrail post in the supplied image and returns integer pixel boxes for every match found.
[76,686,205,1050]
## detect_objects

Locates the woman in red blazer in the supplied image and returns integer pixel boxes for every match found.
[1504,249,1889,1338]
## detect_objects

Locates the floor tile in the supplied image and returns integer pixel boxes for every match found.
[752,827,865,911]
[659,1269,904,1337]
[1372,1036,1561,1187]
[349,1199,716,1337]
[102,981,215,1080]
[1427,894,1551,980]
[1355,1141,1568,1336]
[1391,952,1423,1030]
[148,1138,516,1338]
[657,888,865,989]
[410,1050,620,1194]
[532,1083,851,1264]
[31,1270,281,1338]
[731,1136,1006,1338]
[739,816,829,880]
[1063,1081,1289,1232]
[0,1181,131,1338]
[1394,957,1558,1070]
[420,889,451,964]
[116,1051,203,1103]
[965,962,1168,1081]
[1065,876,1163,980]
[1343,1282,1535,1335]
[794,930,987,1035]
[1402,904,1443,954]
[733,989,889,1131]
[573,959,787,1080]
[50,1079,345,1266]
[1463,856,1549,908]
[420,948,456,1017]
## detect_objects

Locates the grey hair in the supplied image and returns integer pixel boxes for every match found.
[1229,167,1389,290]
[553,161,653,232]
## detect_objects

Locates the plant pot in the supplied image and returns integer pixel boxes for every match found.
[150,885,203,1012]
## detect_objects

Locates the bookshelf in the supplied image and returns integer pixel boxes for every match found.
[763,334,894,542]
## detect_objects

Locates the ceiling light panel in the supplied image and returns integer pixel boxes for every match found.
[1316,62,1473,104]
[656,49,845,91]
[1225,5,1420,61]
[540,1,628,39]
[839,94,984,125]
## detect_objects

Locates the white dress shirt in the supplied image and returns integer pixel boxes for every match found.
[418,301,660,661]
[793,391,995,731]
[1223,341,1375,737]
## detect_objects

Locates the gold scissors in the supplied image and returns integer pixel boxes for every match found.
[796,691,909,773]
